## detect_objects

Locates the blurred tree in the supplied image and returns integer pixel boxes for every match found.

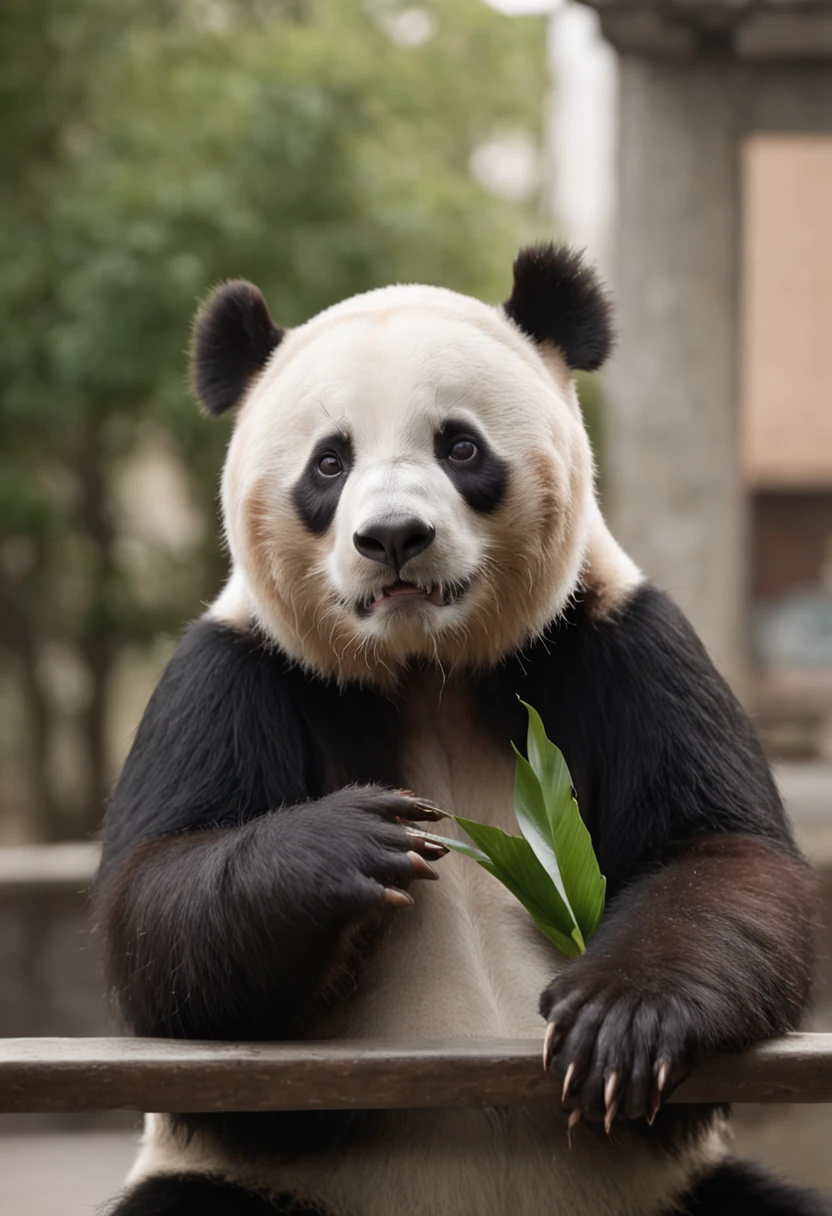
[0,0,546,839]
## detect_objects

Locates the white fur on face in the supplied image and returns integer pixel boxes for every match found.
[220,286,599,683]
[323,391,483,623]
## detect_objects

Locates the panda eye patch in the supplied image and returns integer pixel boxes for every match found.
[292,431,352,534]
[448,438,478,465]
[434,420,508,515]
[317,453,343,478]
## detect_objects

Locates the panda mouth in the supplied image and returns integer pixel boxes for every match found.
[358,579,470,615]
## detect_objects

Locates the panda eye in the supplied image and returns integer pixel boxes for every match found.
[448,438,478,465]
[317,453,343,478]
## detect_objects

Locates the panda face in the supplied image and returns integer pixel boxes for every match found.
[219,285,596,683]
[291,402,508,615]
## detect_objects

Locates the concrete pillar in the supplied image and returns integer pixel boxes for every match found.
[575,1,832,696]
[604,58,748,691]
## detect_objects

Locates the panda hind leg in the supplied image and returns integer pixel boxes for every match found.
[676,1159,832,1215]
[107,1173,329,1215]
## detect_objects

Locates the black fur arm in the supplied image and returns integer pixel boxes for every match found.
[495,584,819,1123]
[540,832,815,1123]
[100,786,441,1039]
[96,619,440,1040]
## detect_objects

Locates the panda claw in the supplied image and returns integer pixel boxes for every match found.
[413,800,446,820]
[382,887,415,908]
[603,1074,617,1118]
[604,1070,620,1133]
[403,829,449,859]
[407,851,440,880]
[543,1022,558,1072]
[656,1060,671,1093]
[646,1059,672,1124]
[566,1108,581,1148]
[562,1061,576,1104]
[395,792,445,821]
[648,1084,666,1125]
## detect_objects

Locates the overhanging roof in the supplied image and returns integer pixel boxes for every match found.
[580,0,832,56]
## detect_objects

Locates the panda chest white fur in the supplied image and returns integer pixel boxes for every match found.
[328,670,562,1044]
[265,673,717,1216]
[130,672,720,1216]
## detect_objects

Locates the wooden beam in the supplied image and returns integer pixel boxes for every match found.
[1,1035,831,1114]
[0,844,99,895]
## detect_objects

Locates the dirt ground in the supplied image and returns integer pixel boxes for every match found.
[0,1130,137,1216]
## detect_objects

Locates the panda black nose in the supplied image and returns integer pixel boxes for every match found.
[353,517,436,572]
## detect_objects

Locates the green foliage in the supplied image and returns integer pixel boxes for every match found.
[0,0,546,837]
[576,369,605,468]
[423,701,606,959]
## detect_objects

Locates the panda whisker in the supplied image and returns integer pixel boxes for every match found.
[367,638,396,683]
[430,637,448,695]
[316,601,344,626]
[355,633,373,660]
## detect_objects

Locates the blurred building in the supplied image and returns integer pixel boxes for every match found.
[744,137,832,755]
[549,2,832,755]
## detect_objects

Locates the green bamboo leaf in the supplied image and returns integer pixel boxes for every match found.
[455,816,578,942]
[420,822,580,956]
[550,797,607,941]
[521,699,571,810]
[405,699,605,960]
[476,857,582,959]
[510,744,583,945]
[519,700,606,943]
[416,829,490,864]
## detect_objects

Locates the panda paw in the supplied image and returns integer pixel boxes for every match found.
[295,785,449,918]
[539,964,698,1130]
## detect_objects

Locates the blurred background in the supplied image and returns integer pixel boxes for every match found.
[2,0,832,1210]
[0,0,551,845]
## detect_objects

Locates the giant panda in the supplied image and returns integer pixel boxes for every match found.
[98,244,830,1216]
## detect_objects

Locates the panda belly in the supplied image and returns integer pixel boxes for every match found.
[325,672,564,1047]
[127,676,725,1215]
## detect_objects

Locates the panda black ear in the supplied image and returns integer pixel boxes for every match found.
[502,243,614,372]
[190,280,285,416]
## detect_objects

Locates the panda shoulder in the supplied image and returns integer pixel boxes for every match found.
[100,613,313,873]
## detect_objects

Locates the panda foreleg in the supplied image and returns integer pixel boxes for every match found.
[106,1173,328,1215]
[539,834,816,1125]
[674,1159,832,1215]
[98,783,442,1041]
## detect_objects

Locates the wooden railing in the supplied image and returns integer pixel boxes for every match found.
[2,1034,832,1114]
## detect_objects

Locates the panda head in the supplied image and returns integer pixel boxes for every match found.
[191,244,614,683]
